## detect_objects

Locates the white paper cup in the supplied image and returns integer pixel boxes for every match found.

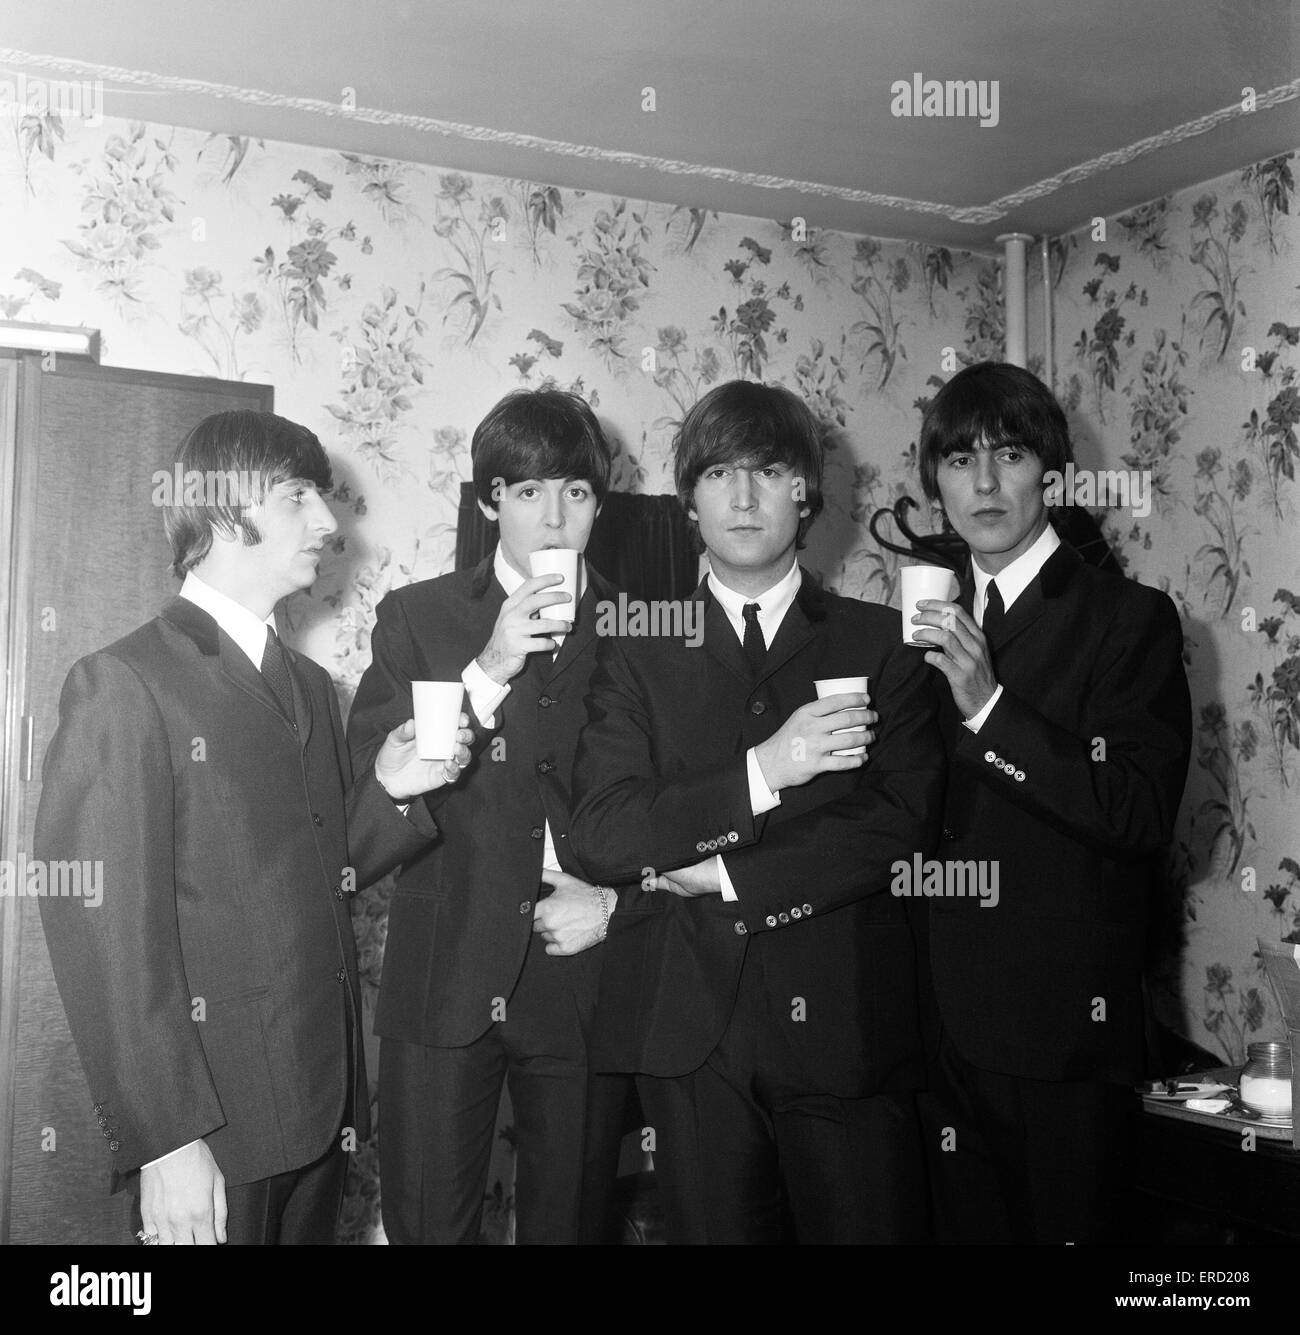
[411,681,465,760]
[528,548,580,626]
[815,675,870,756]
[900,564,959,646]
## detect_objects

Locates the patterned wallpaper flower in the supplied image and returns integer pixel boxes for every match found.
[1043,152,1300,1067]
[3,110,1297,1235]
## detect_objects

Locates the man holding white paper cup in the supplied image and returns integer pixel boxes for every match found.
[570,381,946,1244]
[347,389,620,1244]
[909,362,1191,1244]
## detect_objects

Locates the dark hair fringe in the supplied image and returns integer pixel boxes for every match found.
[164,410,332,579]
[672,380,825,549]
[472,388,612,508]
[917,361,1073,504]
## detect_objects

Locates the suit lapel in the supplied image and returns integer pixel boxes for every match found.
[700,566,827,686]
[701,582,752,685]
[757,568,824,684]
[160,596,302,740]
[282,643,316,747]
[548,566,615,684]
[981,540,1082,653]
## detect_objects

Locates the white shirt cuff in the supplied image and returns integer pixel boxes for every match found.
[462,657,510,729]
[746,747,781,815]
[962,683,1004,733]
[141,1139,199,1171]
[716,855,738,902]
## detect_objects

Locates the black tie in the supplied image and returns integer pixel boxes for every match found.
[260,626,297,725]
[982,580,1005,640]
[742,602,766,678]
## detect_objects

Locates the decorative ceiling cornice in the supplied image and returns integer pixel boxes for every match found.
[3,48,1297,229]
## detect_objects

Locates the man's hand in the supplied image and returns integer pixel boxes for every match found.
[753,693,875,792]
[140,1139,226,1245]
[532,870,613,955]
[476,574,573,686]
[374,717,474,800]
[913,600,999,719]
[645,857,723,898]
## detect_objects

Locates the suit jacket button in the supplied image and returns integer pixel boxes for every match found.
[733,921,747,935]
[334,886,345,900]
[706,839,718,851]
[312,812,323,826]
[538,695,554,708]
[536,760,554,775]
[765,914,778,927]
[984,750,996,763]
[1014,770,1026,782]
[778,912,790,924]
[750,700,766,715]
[336,968,346,983]
[802,902,813,915]
[696,841,708,853]
[92,1103,104,1114]
[791,907,802,919]
[519,900,532,915]
[942,828,958,841]
[530,826,544,839]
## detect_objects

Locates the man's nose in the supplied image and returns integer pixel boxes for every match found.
[974,457,999,493]
[731,472,756,508]
[313,494,339,535]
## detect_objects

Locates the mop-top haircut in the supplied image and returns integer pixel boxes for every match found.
[164,410,333,579]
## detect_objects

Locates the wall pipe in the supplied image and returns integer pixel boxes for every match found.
[995,232,1034,369]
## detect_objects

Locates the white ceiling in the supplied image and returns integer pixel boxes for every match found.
[3,0,1298,252]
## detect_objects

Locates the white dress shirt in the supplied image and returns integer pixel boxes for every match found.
[705,558,802,901]
[963,522,1061,732]
[462,547,586,878]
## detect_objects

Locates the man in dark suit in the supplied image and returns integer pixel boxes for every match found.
[347,389,621,1244]
[568,380,946,1244]
[36,411,469,1245]
[910,361,1192,1244]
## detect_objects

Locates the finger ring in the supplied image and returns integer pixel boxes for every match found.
[136,1229,159,1245]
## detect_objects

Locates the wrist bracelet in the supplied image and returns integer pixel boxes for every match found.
[595,886,611,941]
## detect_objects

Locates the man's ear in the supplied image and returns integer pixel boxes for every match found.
[477,497,499,524]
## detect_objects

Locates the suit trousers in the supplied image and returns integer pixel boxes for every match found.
[378,929,591,1244]
[637,943,926,1245]
[129,1138,347,1245]
[926,1029,1138,1244]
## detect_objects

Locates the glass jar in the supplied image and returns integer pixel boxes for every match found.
[1239,1041,1294,1117]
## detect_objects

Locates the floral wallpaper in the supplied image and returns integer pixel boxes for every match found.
[3,105,1296,1238]
[1036,154,1300,1071]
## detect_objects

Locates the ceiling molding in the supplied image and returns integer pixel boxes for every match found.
[3,46,1298,233]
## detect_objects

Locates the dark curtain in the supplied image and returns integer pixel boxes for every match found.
[455,483,699,603]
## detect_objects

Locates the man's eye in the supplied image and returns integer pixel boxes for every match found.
[567,487,589,501]
[517,486,537,499]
